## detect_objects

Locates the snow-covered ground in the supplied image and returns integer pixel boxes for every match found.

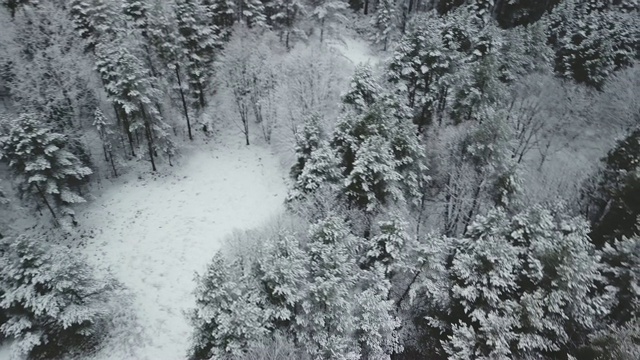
[77,133,287,360]
[328,36,380,66]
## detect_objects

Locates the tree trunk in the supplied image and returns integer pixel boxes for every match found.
[175,65,193,141]
[120,110,136,157]
[320,19,325,43]
[34,183,59,226]
[108,150,118,177]
[364,0,369,15]
[462,177,485,236]
[244,115,250,145]
[197,83,206,109]
[102,144,109,162]
[285,30,291,50]
[140,105,157,171]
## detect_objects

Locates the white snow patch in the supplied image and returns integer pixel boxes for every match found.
[328,37,379,67]
[76,135,287,360]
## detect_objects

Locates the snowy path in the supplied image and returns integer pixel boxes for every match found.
[78,136,287,360]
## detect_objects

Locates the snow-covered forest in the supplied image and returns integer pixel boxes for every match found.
[0,0,638,359]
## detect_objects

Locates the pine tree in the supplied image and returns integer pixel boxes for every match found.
[371,0,396,51]
[255,230,309,329]
[69,0,120,51]
[387,20,455,130]
[342,64,383,113]
[174,0,219,109]
[0,233,115,358]
[145,11,196,141]
[202,0,236,42]
[122,0,148,31]
[290,115,326,182]
[95,44,175,171]
[190,253,269,359]
[331,102,424,212]
[237,0,268,28]
[548,0,639,89]
[293,216,361,359]
[601,234,640,324]
[424,205,609,358]
[309,0,348,43]
[585,126,640,247]
[0,113,92,225]
[2,2,98,131]
[267,0,305,49]
[93,108,119,177]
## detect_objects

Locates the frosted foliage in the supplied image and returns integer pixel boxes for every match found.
[0,113,91,218]
[371,0,396,50]
[0,235,115,358]
[257,232,309,323]
[294,217,360,359]
[0,2,98,128]
[342,64,382,113]
[190,253,269,359]
[601,234,640,321]
[331,104,424,212]
[190,217,403,359]
[588,318,640,360]
[95,44,174,162]
[427,206,608,358]
[174,0,219,107]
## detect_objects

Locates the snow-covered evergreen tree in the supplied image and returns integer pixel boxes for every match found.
[309,0,348,43]
[1,2,100,132]
[424,205,610,358]
[387,19,455,130]
[548,0,639,89]
[174,0,219,109]
[95,44,175,171]
[0,113,92,225]
[266,0,305,48]
[202,0,236,41]
[69,0,121,51]
[189,253,269,359]
[237,0,268,28]
[255,229,309,329]
[290,115,327,183]
[342,64,383,113]
[0,233,116,358]
[93,107,119,177]
[585,126,640,247]
[371,0,397,51]
[331,102,424,212]
[122,0,149,31]
[293,216,361,359]
[601,233,640,324]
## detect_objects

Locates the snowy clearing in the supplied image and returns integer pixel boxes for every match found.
[328,36,379,66]
[77,134,287,360]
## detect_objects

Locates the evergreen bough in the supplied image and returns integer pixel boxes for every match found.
[0,234,116,358]
[0,113,92,225]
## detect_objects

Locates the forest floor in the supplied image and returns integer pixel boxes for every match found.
[77,130,288,360]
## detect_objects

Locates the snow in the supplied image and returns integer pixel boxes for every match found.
[328,36,379,67]
[76,133,287,360]
[0,342,13,360]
